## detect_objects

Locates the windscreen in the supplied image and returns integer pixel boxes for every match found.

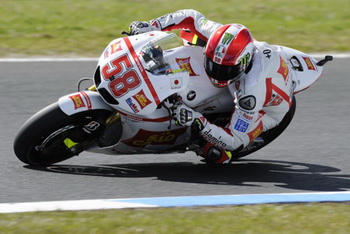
[138,33,183,75]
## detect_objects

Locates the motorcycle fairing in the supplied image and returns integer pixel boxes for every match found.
[58,91,113,116]
[278,46,325,94]
[95,32,190,117]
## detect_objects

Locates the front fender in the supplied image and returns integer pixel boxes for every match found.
[58,91,113,116]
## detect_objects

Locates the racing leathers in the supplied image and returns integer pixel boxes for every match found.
[131,9,295,162]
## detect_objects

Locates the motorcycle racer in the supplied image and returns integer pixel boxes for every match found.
[128,9,295,164]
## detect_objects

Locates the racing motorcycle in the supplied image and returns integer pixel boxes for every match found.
[13,31,333,166]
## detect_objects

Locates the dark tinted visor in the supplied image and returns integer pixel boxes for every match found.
[204,56,243,81]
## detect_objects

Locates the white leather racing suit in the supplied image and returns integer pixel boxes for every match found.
[148,9,295,151]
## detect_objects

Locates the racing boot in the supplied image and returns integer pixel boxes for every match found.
[202,142,233,164]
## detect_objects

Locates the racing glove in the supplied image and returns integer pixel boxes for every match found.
[128,21,159,35]
[172,103,207,131]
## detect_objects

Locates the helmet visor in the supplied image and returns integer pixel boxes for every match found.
[204,56,243,82]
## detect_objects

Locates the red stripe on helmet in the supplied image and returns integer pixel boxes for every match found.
[205,24,231,60]
[222,28,253,66]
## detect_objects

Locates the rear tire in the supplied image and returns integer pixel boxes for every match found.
[14,103,112,166]
[233,96,297,160]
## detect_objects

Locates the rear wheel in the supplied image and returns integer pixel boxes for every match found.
[199,96,296,162]
[13,103,112,166]
[233,96,297,160]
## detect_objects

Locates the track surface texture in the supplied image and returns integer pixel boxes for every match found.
[1,58,349,203]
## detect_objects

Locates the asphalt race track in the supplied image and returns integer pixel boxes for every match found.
[1,57,349,204]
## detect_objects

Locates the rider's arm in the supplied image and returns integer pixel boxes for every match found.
[198,94,266,152]
[197,74,292,152]
[149,9,222,42]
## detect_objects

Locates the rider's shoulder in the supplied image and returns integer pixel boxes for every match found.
[253,41,282,74]
[253,41,279,61]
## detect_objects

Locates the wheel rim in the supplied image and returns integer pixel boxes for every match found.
[29,124,86,165]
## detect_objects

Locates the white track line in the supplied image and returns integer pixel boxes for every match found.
[1,191,350,213]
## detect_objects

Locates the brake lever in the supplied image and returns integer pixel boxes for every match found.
[121,31,131,36]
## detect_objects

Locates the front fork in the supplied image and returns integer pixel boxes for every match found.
[57,87,122,149]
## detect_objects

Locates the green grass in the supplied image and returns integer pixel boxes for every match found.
[0,0,349,57]
[1,203,350,233]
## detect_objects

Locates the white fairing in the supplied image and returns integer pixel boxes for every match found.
[58,91,113,115]
[277,46,324,93]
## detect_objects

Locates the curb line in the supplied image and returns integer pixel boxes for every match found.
[1,191,350,213]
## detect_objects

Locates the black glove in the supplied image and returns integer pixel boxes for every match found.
[127,21,158,35]
[172,103,207,131]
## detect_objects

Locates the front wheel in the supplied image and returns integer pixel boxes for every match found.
[13,103,112,166]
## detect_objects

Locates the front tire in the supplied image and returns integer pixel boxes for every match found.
[14,103,112,166]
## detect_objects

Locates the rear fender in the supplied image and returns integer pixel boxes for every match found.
[58,91,113,116]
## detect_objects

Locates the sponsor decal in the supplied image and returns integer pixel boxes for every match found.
[241,110,255,115]
[171,77,182,89]
[126,97,139,113]
[199,18,209,27]
[257,110,266,121]
[277,56,289,84]
[222,32,235,45]
[265,94,283,107]
[81,91,92,110]
[175,57,199,76]
[110,40,122,54]
[176,10,186,15]
[103,48,109,59]
[265,77,291,107]
[234,80,241,91]
[202,129,227,149]
[239,95,256,110]
[187,90,196,101]
[69,94,86,109]
[83,121,100,134]
[202,19,219,32]
[122,128,187,147]
[238,53,251,69]
[193,116,207,131]
[234,24,244,29]
[215,45,226,60]
[151,20,160,29]
[248,121,263,142]
[199,116,207,125]
[132,90,152,109]
[290,56,303,71]
[104,40,122,58]
[214,57,221,63]
[263,49,272,59]
[302,56,316,71]
[240,112,254,122]
[234,119,249,132]
[203,106,216,112]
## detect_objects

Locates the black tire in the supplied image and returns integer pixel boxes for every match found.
[233,96,297,160]
[14,103,112,166]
